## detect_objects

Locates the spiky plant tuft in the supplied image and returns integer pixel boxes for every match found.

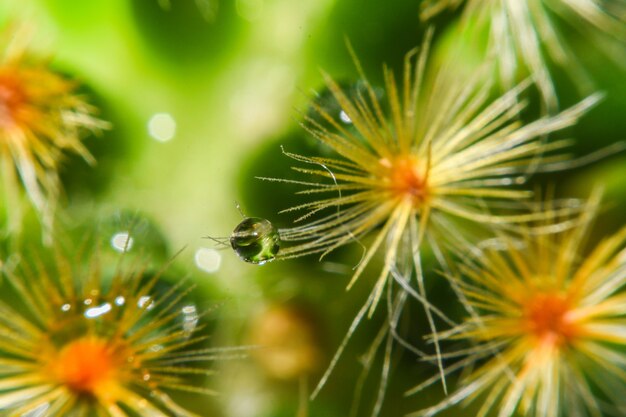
[0,25,108,237]
[410,193,626,417]
[420,0,626,109]
[270,29,599,318]
[0,243,232,416]
[257,29,601,408]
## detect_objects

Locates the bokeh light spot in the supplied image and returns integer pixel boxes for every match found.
[148,113,176,142]
[194,247,222,273]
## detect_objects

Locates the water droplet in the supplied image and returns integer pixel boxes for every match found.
[182,304,199,334]
[61,304,71,312]
[230,217,280,265]
[182,305,197,314]
[115,296,126,306]
[339,109,352,124]
[111,231,134,253]
[310,80,380,121]
[138,296,155,310]
[84,303,112,319]
[307,80,382,155]
[101,211,169,261]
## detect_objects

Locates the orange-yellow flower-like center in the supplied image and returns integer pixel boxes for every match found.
[383,156,429,205]
[0,71,26,128]
[51,337,123,395]
[523,293,578,347]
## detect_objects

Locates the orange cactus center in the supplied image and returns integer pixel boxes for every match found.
[383,156,428,204]
[523,293,578,347]
[52,337,121,395]
[0,72,26,127]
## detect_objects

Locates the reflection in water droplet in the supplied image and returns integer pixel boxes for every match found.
[307,80,382,155]
[84,303,112,319]
[111,231,134,253]
[61,304,71,312]
[182,305,196,314]
[84,298,93,306]
[101,211,169,260]
[115,296,125,306]
[310,80,381,123]
[147,113,176,143]
[138,296,154,310]
[182,304,199,334]
[339,109,352,124]
[230,217,280,265]
[194,247,221,273]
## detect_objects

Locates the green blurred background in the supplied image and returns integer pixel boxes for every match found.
[1,0,625,416]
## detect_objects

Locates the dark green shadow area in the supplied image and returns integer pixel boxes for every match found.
[60,84,131,200]
[129,0,241,71]
[307,0,453,82]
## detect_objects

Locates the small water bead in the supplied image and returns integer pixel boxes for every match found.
[138,296,155,310]
[111,231,134,253]
[181,304,199,334]
[309,80,369,125]
[84,303,112,319]
[339,109,352,124]
[230,217,280,265]
[101,210,169,260]
[306,80,384,156]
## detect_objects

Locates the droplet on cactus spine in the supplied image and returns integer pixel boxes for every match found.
[230,217,280,265]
